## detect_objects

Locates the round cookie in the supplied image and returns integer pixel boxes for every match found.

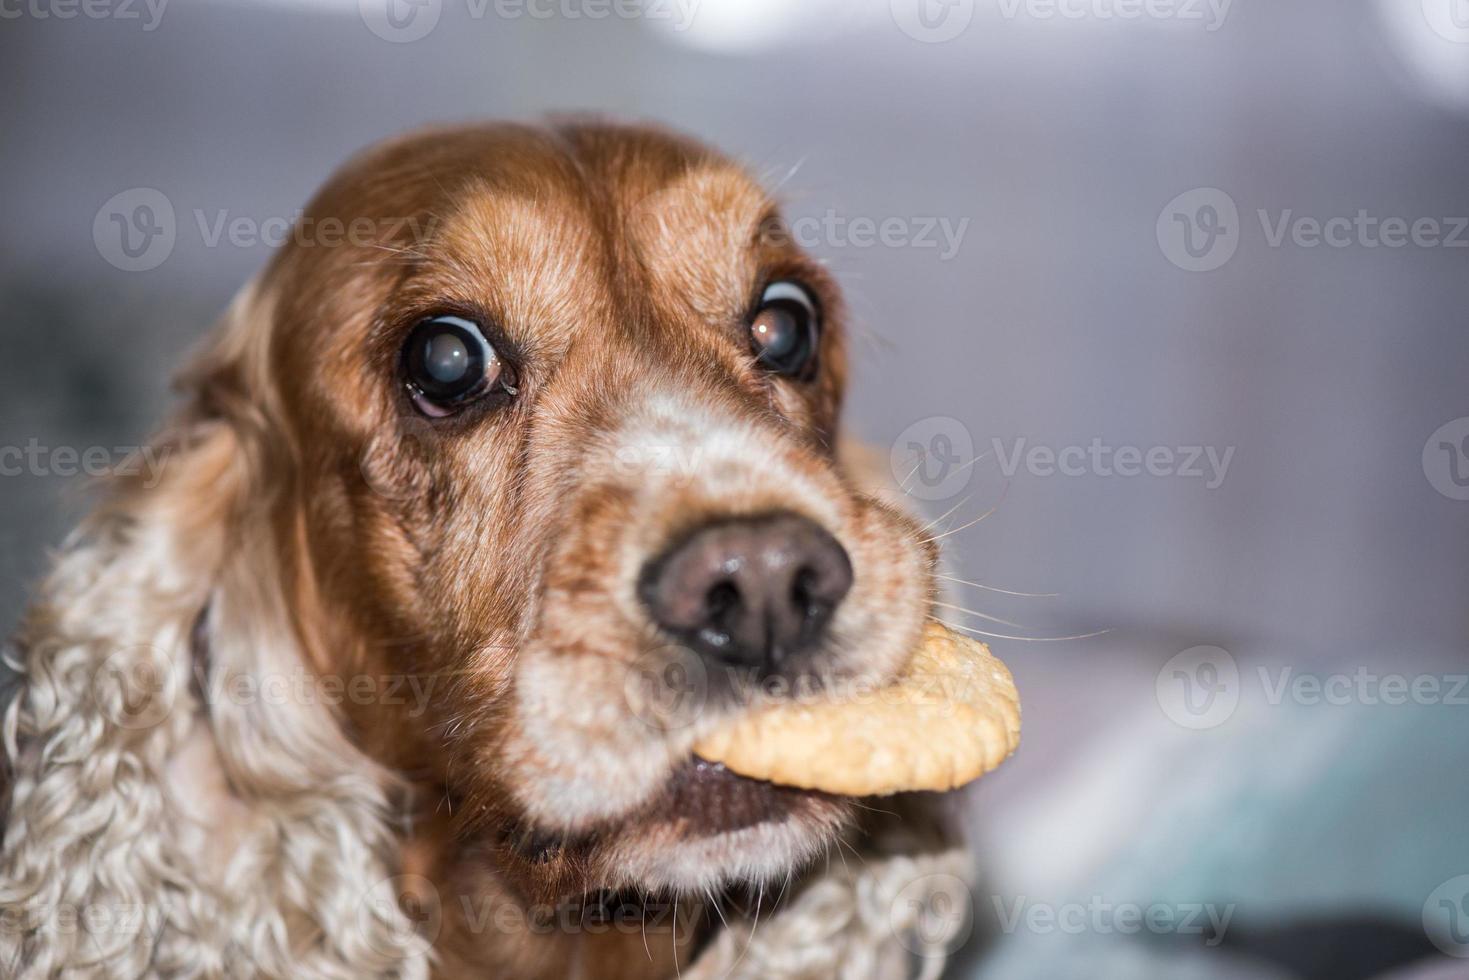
[692,622,1021,796]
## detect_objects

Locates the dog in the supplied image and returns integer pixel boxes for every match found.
[0,120,970,978]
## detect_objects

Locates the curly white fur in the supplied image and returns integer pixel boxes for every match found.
[0,416,431,978]
[689,847,971,980]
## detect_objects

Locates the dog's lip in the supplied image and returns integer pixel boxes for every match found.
[507,759,841,863]
[639,755,842,835]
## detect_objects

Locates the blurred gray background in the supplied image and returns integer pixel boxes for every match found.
[3,0,1469,976]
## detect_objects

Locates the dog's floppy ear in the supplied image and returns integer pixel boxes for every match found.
[0,282,429,978]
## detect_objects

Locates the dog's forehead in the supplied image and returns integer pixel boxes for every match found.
[392,125,778,346]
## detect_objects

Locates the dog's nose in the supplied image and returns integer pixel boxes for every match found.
[638,512,853,673]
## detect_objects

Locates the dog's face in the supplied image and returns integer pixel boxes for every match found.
[250,123,935,900]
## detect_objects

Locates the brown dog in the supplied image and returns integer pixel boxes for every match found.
[0,121,963,979]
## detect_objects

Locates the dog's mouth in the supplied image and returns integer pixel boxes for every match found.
[519,756,845,848]
[642,755,839,835]
[495,486,936,889]
[503,753,852,893]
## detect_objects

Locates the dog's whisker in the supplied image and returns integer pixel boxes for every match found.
[904,450,991,497]
[363,242,430,259]
[936,617,1111,644]
[836,835,874,876]
[831,836,852,877]
[924,481,1012,543]
[897,455,929,495]
[925,505,997,543]
[743,880,765,967]
[931,600,1026,629]
[916,492,974,534]
[767,156,808,194]
[706,886,729,932]
[936,573,1059,599]
[847,315,897,360]
[840,798,901,820]
[641,891,653,963]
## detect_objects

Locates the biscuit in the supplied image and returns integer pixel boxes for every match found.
[692,622,1021,796]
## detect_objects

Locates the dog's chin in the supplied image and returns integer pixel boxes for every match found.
[578,759,854,894]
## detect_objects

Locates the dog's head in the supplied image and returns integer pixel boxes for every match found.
[200,121,936,902]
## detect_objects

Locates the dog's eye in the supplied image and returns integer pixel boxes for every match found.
[402,315,515,416]
[749,280,819,378]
